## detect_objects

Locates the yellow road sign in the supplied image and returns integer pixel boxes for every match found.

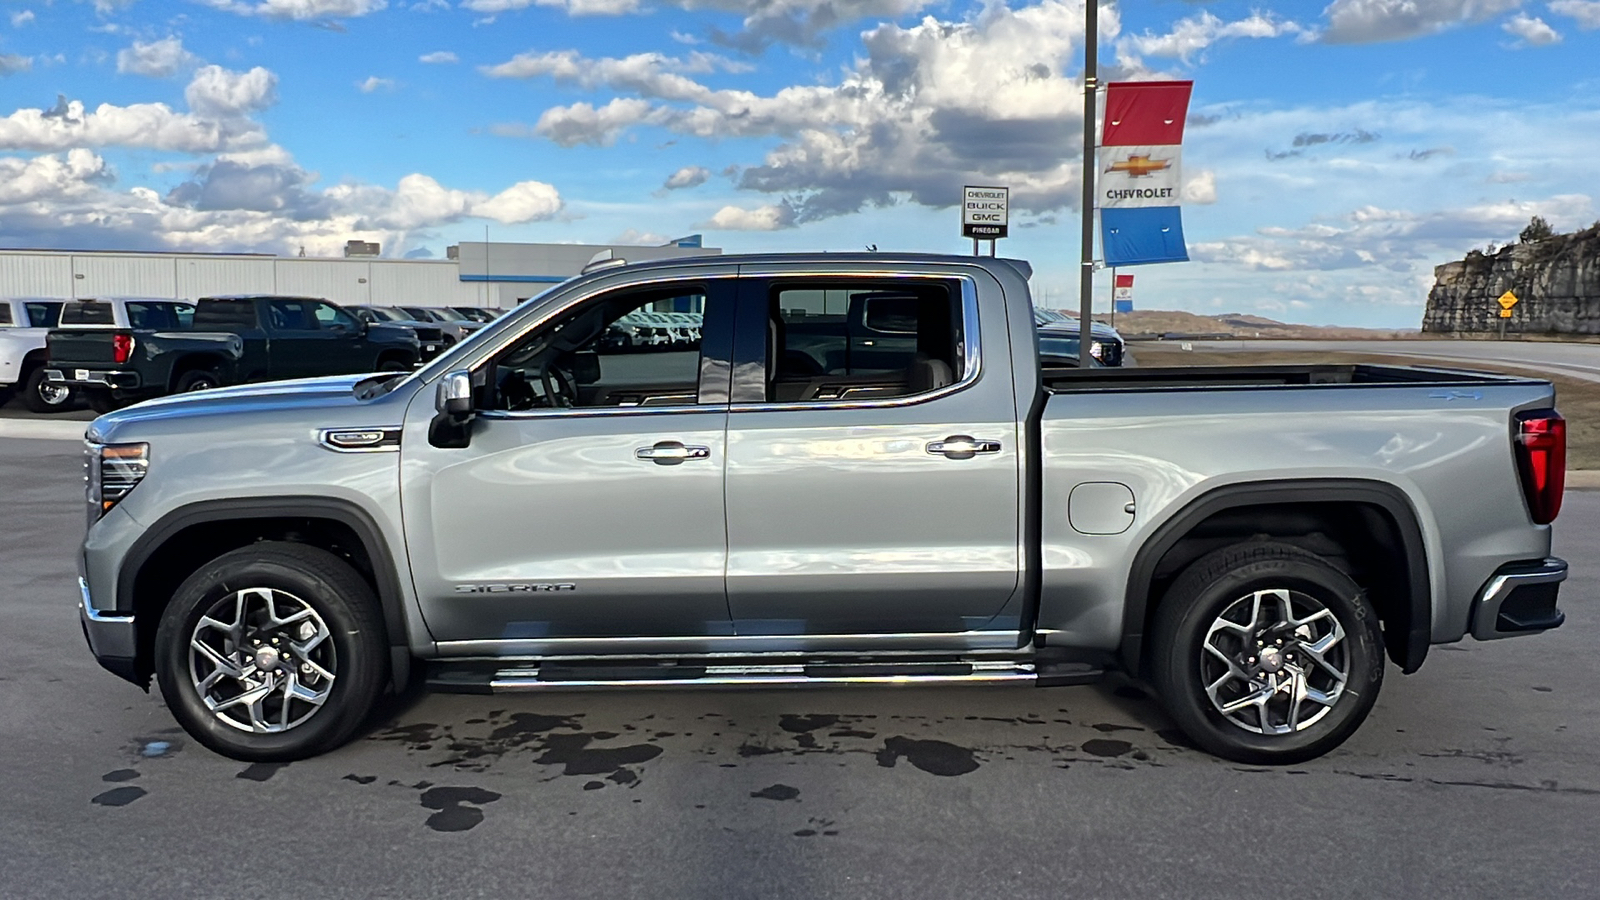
[1499,308,1514,318]
[1498,290,1519,310]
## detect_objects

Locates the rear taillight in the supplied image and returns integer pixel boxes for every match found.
[112,333,134,364]
[1514,410,1565,525]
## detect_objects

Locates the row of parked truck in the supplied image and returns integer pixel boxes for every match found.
[0,296,506,414]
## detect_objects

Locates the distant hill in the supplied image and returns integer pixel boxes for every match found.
[1050,308,1419,339]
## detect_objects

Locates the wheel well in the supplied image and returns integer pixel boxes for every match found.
[1124,490,1429,678]
[377,349,416,367]
[129,516,384,684]
[168,354,225,389]
[20,348,46,374]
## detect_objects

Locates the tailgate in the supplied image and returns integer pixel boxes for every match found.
[47,329,126,367]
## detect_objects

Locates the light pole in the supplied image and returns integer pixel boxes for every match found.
[1077,0,1098,367]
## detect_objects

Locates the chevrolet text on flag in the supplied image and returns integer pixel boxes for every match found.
[1099,80,1193,267]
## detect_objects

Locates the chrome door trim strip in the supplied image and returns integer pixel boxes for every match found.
[486,672,1038,691]
[435,629,1024,657]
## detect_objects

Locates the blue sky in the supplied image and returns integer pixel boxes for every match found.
[1,0,1597,327]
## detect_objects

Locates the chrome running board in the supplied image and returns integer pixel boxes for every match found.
[427,657,1050,694]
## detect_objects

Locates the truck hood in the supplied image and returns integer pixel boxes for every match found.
[1038,320,1123,342]
[87,373,408,443]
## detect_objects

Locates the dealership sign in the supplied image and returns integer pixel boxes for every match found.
[962,185,1009,239]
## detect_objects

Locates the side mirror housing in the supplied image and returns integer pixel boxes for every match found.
[430,370,475,448]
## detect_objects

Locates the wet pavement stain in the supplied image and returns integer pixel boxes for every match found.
[1081,739,1134,758]
[236,762,288,782]
[92,786,147,807]
[750,783,800,801]
[102,769,139,783]
[420,786,502,832]
[779,714,841,734]
[343,774,377,785]
[1091,723,1144,733]
[534,732,663,777]
[875,736,980,776]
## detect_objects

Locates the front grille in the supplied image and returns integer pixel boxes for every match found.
[414,327,444,342]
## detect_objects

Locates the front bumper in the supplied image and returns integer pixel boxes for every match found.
[78,576,141,684]
[46,368,142,390]
[1471,558,1567,640]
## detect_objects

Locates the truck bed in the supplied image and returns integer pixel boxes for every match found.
[1042,363,1541,392]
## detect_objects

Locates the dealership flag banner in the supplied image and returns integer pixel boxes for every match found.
[1113,273,1134,313]
[1099,80,1193,267]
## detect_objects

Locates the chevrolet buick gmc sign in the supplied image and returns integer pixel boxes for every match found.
[962,185,1009,239]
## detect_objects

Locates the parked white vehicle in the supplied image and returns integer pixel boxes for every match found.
[0,298,71,412]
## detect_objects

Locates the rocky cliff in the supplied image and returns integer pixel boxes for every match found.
[1422,224,1600,336]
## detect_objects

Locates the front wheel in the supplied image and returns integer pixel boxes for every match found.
[84,389,129,414]
[1149,542,1385,765]
[154,543,389,761]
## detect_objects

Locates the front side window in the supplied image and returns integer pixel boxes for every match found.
[126,302,194,329]
[761,280,964,403]
[483,284,713,411]
[268,299,312,331]
[312,302,360,331]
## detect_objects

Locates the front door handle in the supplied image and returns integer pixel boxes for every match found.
[926,436,1002,459]
[635,441,711,465]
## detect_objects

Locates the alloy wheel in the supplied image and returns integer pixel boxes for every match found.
[188,587,337,733]
[1199,588,1349,735]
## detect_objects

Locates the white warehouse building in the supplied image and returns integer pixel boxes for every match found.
[0,237,719,311]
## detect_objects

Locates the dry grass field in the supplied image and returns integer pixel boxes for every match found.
[1132,343,1600,470]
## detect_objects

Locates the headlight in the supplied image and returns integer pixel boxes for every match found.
[1089,341,1105,361]
[86,442,148,523]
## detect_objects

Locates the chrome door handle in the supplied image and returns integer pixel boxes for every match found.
[926,436,1002,459]
[635,441,711,465]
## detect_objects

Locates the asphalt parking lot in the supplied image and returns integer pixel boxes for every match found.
[2,436,1597,899]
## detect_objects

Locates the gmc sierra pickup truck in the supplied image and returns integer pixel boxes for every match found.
[75,253,1568,764]
[46,294,421,412]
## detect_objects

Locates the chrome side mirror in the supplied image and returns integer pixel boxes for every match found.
[430,370,475,449]
[436,370,473,416]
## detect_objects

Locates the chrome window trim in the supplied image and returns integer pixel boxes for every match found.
[729,274,982,413]
[477,403,728,422]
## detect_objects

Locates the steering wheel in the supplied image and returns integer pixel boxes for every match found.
[539,360,578,409]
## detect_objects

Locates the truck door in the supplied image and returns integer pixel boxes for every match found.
[399,273,737,644]
[309,301,370,373]
[264,298,327,377]
[723,270,1022,638]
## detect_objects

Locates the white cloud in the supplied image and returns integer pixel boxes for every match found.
[197,0,389,19]
[11,10,35,27]
[492,1,1126,221]
[0,95,269,153]
[532,97,659,147]
[462,0,641,14]
[1502,12,1561,44]
[663,165,710,189]
[357,75,395,92]
[1183,170,1218,205]
[0,149,112,204]
[419,50,458,64]
[1321,0,1522,43]
[1548,0,1600,28]
[473,180,563,223]
[700,203,795,230]
[1119,11,1310,66]
[185,65,279,117]
[0,54,31,76]
[116,36,197,78]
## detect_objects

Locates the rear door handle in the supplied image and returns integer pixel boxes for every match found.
[635,441,711,465]
[926,436,1002,459]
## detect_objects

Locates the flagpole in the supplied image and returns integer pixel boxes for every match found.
[1077,0,1098,368]
[1109,266,1117,329]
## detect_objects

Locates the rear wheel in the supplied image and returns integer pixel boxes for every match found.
[21,367,73,413]
[153,543,388,761]
[1149,541,1385,765]
[174,368,220,392]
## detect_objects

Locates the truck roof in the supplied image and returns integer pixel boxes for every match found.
[595,251,1035,280]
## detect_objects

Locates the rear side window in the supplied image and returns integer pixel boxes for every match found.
[61,302,115,325]
[0,305,11,325]
[25,302,62,328]
[126,302,194,329]
[193,299,259,329]
[763,280,962,403]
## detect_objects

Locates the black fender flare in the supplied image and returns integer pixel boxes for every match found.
[117,496,415,688]
[1120,478,1431,676]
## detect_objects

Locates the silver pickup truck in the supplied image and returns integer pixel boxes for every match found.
[75,253,1568,765]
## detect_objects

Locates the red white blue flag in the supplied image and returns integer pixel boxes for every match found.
[1099,81,1193,267]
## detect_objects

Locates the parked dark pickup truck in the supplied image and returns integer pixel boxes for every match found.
[47,295,421,412]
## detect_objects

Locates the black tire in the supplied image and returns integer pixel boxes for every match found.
[173,368,220,392]
[377,357,412,373]
[84,389,127,414]
[154,542,389,762]
[20,366,74,413]
[1149,541,1385,765]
